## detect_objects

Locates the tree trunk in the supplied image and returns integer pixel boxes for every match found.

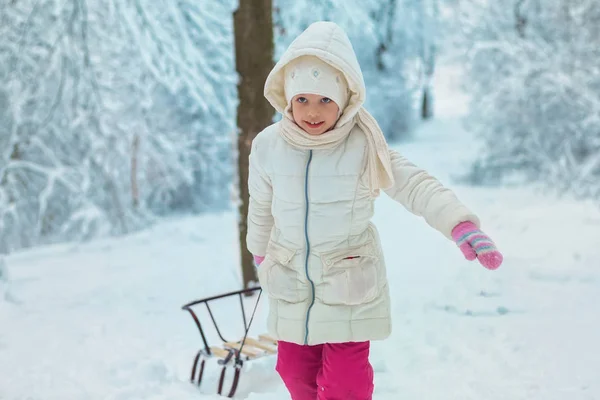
[420,0,437,120]
[131,133,140,209]
[514,0,527,38]
[374,0,397,72]
[421,86,434,120]
[234,0,274,291]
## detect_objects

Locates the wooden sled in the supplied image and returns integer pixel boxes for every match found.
[182,287,274,398]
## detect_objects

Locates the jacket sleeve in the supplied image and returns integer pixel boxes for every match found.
[246,137,274,256]
[383,149,480,240]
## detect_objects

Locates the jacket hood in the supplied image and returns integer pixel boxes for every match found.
[264,21,365,127]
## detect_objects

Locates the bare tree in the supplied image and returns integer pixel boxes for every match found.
[233,0,274,290]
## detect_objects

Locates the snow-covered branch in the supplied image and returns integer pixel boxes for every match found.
[0,0,237,253]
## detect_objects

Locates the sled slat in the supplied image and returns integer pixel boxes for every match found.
[258,334,278,345]
[224,342,261,357]
[244,337,277,354]
[210,346,231,359]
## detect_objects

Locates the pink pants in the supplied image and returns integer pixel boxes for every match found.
[276,340,374,400]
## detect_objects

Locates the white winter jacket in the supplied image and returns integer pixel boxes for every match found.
[247,22,479,346]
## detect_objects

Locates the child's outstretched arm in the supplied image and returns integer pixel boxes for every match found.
[246,138,274,264]
[383,149,502,269]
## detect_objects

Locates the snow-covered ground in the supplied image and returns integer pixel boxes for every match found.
[2,67,600,399]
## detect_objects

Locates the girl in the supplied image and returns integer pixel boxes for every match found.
[246,21,502,400]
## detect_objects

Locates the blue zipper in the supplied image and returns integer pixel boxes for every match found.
[303,150,315,345]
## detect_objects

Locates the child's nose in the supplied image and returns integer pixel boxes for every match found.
[307,108,319,117]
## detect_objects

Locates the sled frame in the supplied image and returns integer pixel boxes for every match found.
[182,286,275,398]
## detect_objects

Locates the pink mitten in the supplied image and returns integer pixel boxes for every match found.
[451,221,503,270]
[253,255,265,267]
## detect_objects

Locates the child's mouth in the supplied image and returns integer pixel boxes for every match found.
[304,121,324,129]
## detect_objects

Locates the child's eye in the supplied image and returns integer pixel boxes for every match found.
[297,97,307,103]
[321,97,332,103]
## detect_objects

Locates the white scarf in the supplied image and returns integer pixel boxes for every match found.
[279,107,395,196]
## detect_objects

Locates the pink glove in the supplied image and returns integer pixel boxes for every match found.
[253,255,265,267]
[451,221,503,270]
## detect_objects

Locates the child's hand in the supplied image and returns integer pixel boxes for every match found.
[253,255,265,267]
[451,221,503,270]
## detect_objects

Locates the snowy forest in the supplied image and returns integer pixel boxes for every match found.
[2,2,600,399]
[1,0,598,255]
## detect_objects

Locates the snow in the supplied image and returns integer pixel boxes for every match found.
[2,66,600,399]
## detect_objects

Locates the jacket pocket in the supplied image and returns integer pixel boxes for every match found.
[257,241,305,303]
[319,240,380,306]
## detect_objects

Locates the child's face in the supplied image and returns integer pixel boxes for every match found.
[290,94,340,135]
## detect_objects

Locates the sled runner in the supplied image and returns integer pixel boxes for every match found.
[181,286,275,398]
